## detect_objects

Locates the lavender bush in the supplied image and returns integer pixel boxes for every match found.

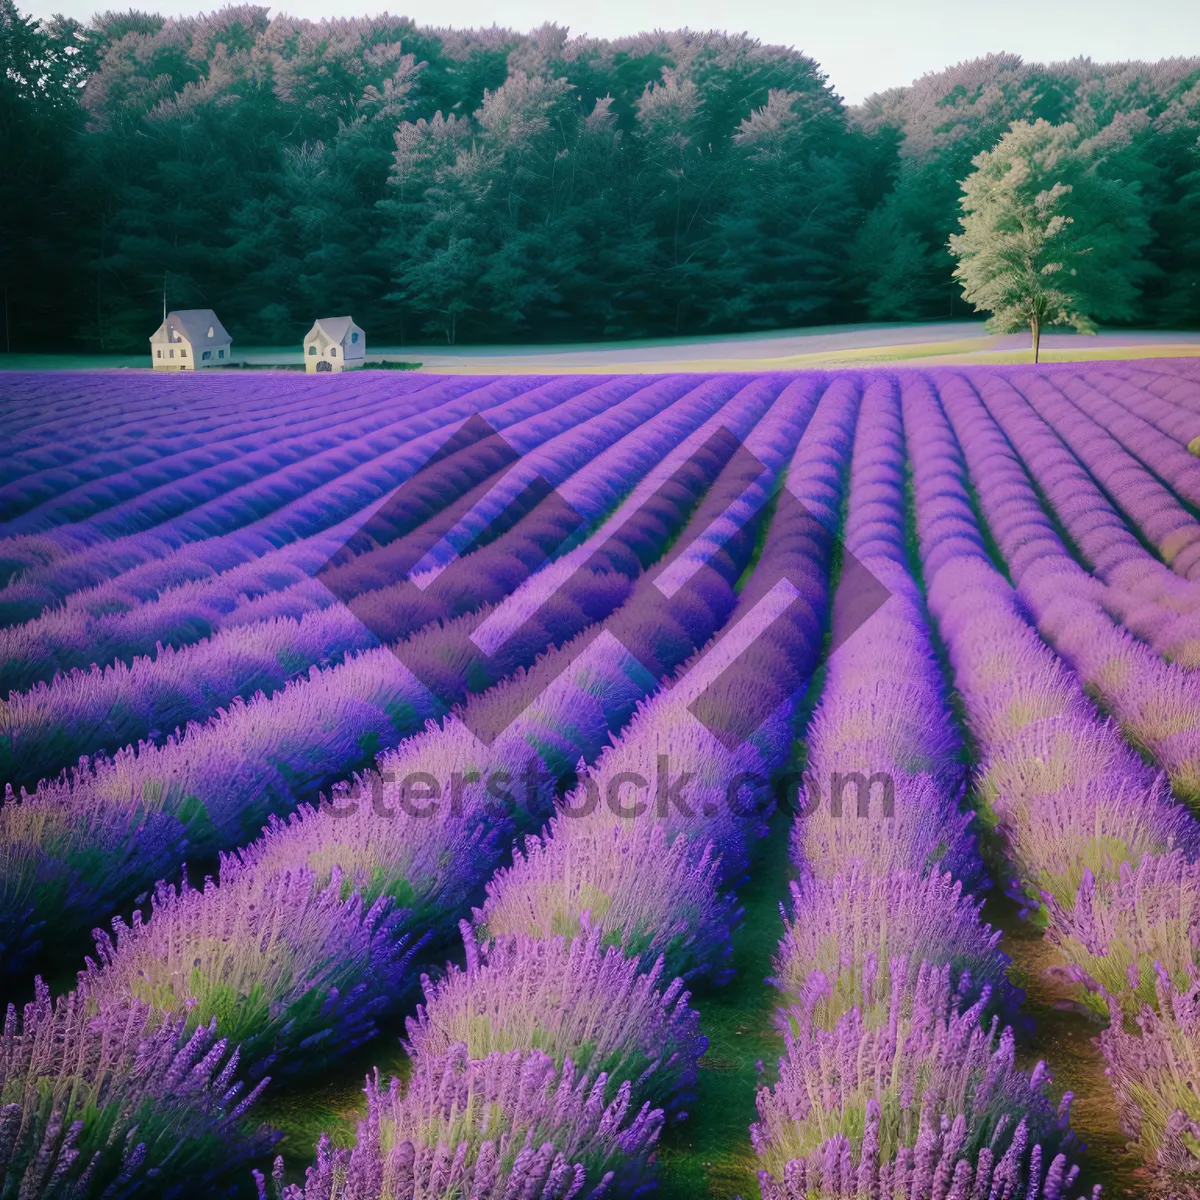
[254,1046,663,1200]
[406,926,705,1118]
[1044,851,1200,1017]
[79,864,421,1078]
[754,967,1094,1200]
[905,367,1200,1186]
[0,979,273,1197]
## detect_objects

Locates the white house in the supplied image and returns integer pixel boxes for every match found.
[150,310,231,370]
[303,316,365,372]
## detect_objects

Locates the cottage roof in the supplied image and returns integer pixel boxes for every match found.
[151,310,230,346]
[307,316,357,345]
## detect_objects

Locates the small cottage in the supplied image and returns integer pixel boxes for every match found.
[150,310,231,370]
[304,316,365,372]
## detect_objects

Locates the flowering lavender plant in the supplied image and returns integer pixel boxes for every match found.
[478,814,737,984]
[80,864,421,1078]
[1044,853,1200,1017]
[753,963,1090,1200]
[774,871,1014,1031]
[0,979,274,1197]
[1099,973,1200,1185]
[407,925,706,1118]
[254,1045,663,1200]
[926,554,1192,913]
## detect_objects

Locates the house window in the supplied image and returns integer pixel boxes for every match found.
[156,349,162,358]
[218,349,224,359]
[180,348,187,357]
[351,332,359,344]
[309,345,316,355]
[202,350,211,361]
[169,349,174,358]
[207,326,214,338]
[330,347,337,357]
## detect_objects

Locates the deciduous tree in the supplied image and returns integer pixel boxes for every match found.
[949,118,1150,361]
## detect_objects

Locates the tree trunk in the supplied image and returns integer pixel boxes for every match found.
[1031,315,1040,364]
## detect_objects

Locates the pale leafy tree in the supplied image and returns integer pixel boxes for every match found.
[949,118,1149,362]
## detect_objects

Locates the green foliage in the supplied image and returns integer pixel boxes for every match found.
[849,198,949,321]
[856,54,1200,325]
[1,5,1198,350]
[949,118,1151,353]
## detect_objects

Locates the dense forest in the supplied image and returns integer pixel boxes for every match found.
[2,0,1199,350]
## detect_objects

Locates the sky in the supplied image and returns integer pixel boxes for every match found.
[23,0,1200,104]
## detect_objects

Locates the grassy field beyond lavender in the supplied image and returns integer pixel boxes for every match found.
[2,359,1200,1198]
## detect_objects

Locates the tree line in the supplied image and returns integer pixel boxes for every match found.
[1,0,1198,351]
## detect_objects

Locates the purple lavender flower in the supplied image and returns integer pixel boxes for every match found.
[0,978,275,1197]
[1099,972,1200,1185]
[774,871,1015,1030]
[1044,852,1200,1017]
[80,863,421,1079]
[959,371,1154,583]
[478,815,738,984]
[753,961,1088,1200]
[407,925,706,1118]
[255,1046,663,1200]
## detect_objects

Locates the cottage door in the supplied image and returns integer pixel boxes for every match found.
[316,359,332,372]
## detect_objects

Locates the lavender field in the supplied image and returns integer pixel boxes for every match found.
[4,361,1200,1198]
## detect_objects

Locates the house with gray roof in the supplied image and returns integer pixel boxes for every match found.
[150,310,231,370]
[304,316,365,372]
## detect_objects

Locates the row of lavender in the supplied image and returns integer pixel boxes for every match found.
[0,373,775,969]
[247,359,1200,1195]
[0,374,721,782]
[752,377,1088,1197]
[265,360,1200,1196]
[0,370,753,1192]
[3,361,1200,1197]
[5,360,1196,801]
[4,360,1194,682]
[252,368,861,1195]
[1,369,857,1195]
[0,370,814,1193]
[0,372,455,607]
[905,366,1200,1192]
[0,374,599,676]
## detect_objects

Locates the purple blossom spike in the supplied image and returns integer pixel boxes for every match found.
[406,925,706,1118]
[0,978,275,1197]
[1044,852,1200,1018]
[753,964,1087,1199]
[257,1046,662,1200]
[1099,975,1200,1184]
[80,862,421,1078]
